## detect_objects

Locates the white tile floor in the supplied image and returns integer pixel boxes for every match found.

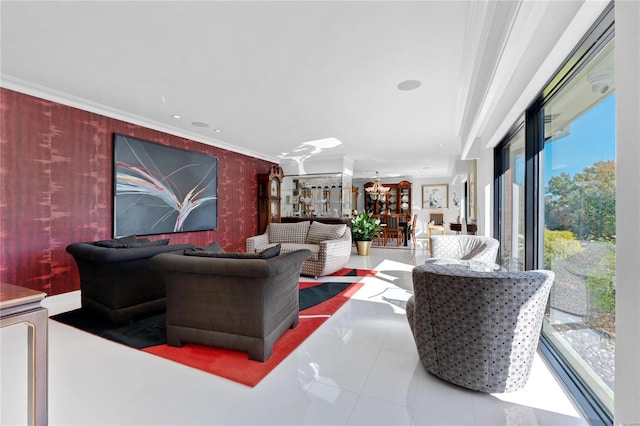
[1,245,588,425]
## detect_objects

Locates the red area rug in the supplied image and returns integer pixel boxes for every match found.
[143,269,373,387]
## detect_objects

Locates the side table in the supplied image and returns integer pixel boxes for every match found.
[449,222,477,235]
[0,283,48,426]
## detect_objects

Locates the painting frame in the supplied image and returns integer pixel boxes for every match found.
[113,134,218,238]
[422,184,449,209]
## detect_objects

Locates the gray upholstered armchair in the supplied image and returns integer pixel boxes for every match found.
[150,248,311,362]
[429,234,499,265]
[406,263,554,393]
[66,237,195,326]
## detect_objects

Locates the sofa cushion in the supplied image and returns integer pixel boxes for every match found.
[94,236,169,248]
[280,243,320,261]
[184,244,281,259]
[268,221,310,244]
[306,221,347,244]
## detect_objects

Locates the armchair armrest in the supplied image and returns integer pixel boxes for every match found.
[246,232,269,253]
[318,231,352,254]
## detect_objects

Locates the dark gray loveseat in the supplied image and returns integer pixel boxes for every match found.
[149,247,311,362]
[66,236,195,326]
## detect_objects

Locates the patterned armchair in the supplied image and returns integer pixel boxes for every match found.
[429,234,499,265]
[406,263,554,392]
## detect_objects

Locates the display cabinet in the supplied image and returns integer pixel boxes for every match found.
[281,173,352,219]
[257,165,284,234]
[364,180,412,220]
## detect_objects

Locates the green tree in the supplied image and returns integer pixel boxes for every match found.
[545,160,616,241]
[543,229,582,269]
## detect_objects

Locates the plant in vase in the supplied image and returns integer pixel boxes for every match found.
[351,212,382,255]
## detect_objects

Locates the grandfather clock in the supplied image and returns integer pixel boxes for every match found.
[258,165,284,234]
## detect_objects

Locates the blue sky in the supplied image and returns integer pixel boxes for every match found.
[544,94,616,184]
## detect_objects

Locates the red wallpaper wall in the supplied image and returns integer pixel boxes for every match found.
[0,88,273,296]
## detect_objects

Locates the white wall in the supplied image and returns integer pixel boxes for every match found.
[475,148,495,238]
[614,1,640,424]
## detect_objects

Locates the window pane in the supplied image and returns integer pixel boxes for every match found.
[542,40,615,412]
[500,128,525,271]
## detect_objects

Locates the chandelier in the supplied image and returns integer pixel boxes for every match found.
[365,171,390,200]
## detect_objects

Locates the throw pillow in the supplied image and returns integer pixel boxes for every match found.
[306,222,347,244]
[257,243,281,258]
[268,221,310,244]
[200,241,225,253]
[93,235,139,248]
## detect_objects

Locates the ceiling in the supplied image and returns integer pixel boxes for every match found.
[0,1,597,180]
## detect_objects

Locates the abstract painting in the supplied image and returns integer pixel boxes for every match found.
[113,134,218,237]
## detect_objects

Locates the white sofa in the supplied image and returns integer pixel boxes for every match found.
[246,221,351,277]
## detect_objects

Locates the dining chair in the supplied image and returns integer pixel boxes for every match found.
[427,213,446,251]
[410,214,418,249]
[383,214,404,246]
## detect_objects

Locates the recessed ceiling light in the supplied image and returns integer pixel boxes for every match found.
[397,80,422,91]
[192,121,209,128]
[214,129,222,133]
[171,114,181,119]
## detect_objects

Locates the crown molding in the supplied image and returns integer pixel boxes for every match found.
[458,0,523,159]
[454,0,496,136]
[0,75,280,164]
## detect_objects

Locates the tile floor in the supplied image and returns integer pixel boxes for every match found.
[1,245,588,425]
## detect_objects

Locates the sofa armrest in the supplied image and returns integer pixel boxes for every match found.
[318,231,352,253]
[66,242,195,263]
[246,232,269,253]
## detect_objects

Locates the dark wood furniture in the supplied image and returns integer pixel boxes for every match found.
[449,222,477,235]
[257,165,284,234]
[409,214,418,249]
[364,180,412,220]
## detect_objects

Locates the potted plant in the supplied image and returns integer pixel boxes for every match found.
[351,211,382,255]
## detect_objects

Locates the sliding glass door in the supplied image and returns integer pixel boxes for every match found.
[541,39,616,415]
[494,4,615,422]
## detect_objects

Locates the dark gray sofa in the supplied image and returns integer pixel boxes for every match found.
[149,248,311,362]
[66,237,195,326]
